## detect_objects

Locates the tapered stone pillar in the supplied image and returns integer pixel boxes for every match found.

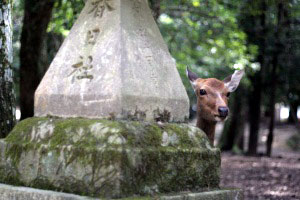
[34,0,189,122]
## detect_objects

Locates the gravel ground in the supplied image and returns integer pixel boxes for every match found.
[219,124,300,200]
[221,153,300,200]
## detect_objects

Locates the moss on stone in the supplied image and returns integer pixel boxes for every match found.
[119,196,153,200]
[5,117,48,143]
[0,117,220,198]
[0,166,23,187]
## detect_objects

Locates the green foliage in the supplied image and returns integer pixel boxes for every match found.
[158,0,255,103]
[47,0,84,36]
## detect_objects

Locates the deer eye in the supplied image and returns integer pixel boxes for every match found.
[226,93,231,97]
[199,89,207,96]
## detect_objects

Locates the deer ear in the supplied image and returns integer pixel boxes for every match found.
[186,66,199,90]
[224,69,244,92]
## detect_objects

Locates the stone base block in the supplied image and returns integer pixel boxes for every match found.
[160,189,243,200]
[0,117,220,198]
[0,183,243,200]
[0,183,91,200]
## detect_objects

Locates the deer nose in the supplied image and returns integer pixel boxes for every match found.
[218,107,229,117]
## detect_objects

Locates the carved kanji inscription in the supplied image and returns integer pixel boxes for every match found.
[89,0,115,18]
[86,28,100,45]
[69,55,94,80]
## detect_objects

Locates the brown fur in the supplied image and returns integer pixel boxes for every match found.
[194,78,230,145]
[187,68,244,145]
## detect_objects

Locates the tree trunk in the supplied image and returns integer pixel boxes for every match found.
[288,102,298,124]
[219,86,246,152]
[0,0,16,138]
[20,0,55,120]
[234,87,247,152]
[266,2,288,157]
[247,83,261,155]
[247,0,266,156]
[40,32,64,77]
[266,56,278,157]
[149,0,161,21]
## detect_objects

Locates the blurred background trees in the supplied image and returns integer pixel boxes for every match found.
[20,0,56,119]
[7,0,300,156]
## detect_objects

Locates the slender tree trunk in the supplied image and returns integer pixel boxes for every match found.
[288,102,298,124]
[266,58,278,157]
[266,2,288,157]
[0,0,15,138]
[236,120,245,151]
[247,0,266,155]
[41,32,64,76]
[247,84,261,155]
[219,86,246,152]
[234,87,247,152]
[20,0,55,120]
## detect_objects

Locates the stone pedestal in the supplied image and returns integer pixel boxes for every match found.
[0,118,220,199]
[34,0,189,122]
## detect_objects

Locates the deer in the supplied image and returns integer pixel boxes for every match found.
[186,67,244,145]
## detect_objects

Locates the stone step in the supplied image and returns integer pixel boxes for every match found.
[0,183,243,200]
[160,189,243,200]
[0,183,92,200]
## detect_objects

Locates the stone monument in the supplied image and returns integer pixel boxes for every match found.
[0,0,242,199]
[34,0,189,122]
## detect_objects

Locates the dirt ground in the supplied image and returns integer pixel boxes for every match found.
[219,124,300,200]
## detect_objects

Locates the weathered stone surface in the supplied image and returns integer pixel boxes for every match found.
[0,183,243,200]
[0,184,93,200]
[34,0,189,122]
[0,117,220,198]
[160,189,243,200]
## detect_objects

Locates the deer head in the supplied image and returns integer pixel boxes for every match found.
[186,67,244,144]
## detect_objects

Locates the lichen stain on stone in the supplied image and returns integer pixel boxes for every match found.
[161,132,179,147]
[161,132,169,147]
[30,121,54,142]
[108,135,126,144]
